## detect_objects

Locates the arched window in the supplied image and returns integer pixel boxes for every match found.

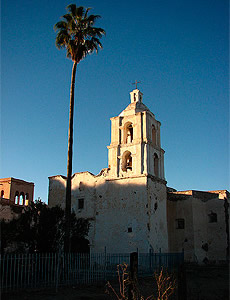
[15,191,19,204]
[1,190,4,198]
[124,122,133,144]
[25,193,29,205]
[154,153,159,177]
[19,192,25,205]
[152,125,156,145]
[121,151,132,172]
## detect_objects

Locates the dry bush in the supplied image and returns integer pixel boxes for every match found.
[154,268,177,300]
[106,264,176,300]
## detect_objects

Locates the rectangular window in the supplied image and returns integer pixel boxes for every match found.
[208,212,217,223]
[128,227,132,233]
[78,198,84,210]
[176,218,185,229]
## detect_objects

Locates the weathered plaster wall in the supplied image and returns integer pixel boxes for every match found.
[147,177,168,252]
[167,196,195,261]
[48,175,66,208]
[93,176,149,252]
[48,172,169,253]
[192,194,228,263]
[167,191,229,263]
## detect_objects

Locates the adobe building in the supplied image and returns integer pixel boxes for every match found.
[0,177,34,221]
[49,88,168,253]
[167,189,229,263]
[48,88,229,263]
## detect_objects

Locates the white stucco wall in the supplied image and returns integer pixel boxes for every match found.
[93,176,149,253]
[167,197,195,261]
[167,191,229,263]
[147,177,168,252]
[192,195,228,262]
[48,172,169,253]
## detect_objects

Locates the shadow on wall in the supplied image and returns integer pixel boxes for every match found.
[48,174,168,253]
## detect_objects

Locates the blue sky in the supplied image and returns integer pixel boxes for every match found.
[1,0,229,202]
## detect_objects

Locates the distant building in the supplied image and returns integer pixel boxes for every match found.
[0,177,34,221]
[48,88,229,263]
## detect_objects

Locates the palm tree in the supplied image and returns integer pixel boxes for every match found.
[54,4,105,252]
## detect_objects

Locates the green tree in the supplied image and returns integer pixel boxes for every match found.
[54,4,105,252]
[1,200,90,254]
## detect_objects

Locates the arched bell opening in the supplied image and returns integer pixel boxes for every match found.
[121,151,132,172]
[124,122,133,144]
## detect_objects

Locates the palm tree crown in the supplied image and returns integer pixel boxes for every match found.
[54,4,105,63]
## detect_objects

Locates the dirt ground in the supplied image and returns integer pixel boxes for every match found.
[185,264,229,300]
[2,285,109,300]
[1,278,155,300]
[2,265,229,300]
[1,277,160,300]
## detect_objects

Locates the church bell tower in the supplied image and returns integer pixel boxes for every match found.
[107,88,165,180]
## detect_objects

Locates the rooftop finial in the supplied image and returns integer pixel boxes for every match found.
[132,80,141,89]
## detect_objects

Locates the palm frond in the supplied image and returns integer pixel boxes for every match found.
[54,4,105,62]
[96,28,106,36]
[85,27,105,39]
[62,14,73,22]
[66,4,77,17]
[84,7,92,18]
[55,29,70,49]
[86,14,101,25]
[54,20,68,31]
[90,37,103,51]
[85,40,98,54]
[75,6,85,18]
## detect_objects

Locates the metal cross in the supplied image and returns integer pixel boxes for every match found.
[132,80,141,89]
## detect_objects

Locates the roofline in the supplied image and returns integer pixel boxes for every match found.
[0,177,34,185]
[171,189,229,194]
[168,189,229,201]
[49,171,97,180]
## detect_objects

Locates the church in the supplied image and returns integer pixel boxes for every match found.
[48,88,229,263]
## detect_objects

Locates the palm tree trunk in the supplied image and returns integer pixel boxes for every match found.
[65,61,77,253]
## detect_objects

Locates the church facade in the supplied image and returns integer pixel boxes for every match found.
[48,89,229,263]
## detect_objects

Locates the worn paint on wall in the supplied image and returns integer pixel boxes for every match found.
[167,190,229,263]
